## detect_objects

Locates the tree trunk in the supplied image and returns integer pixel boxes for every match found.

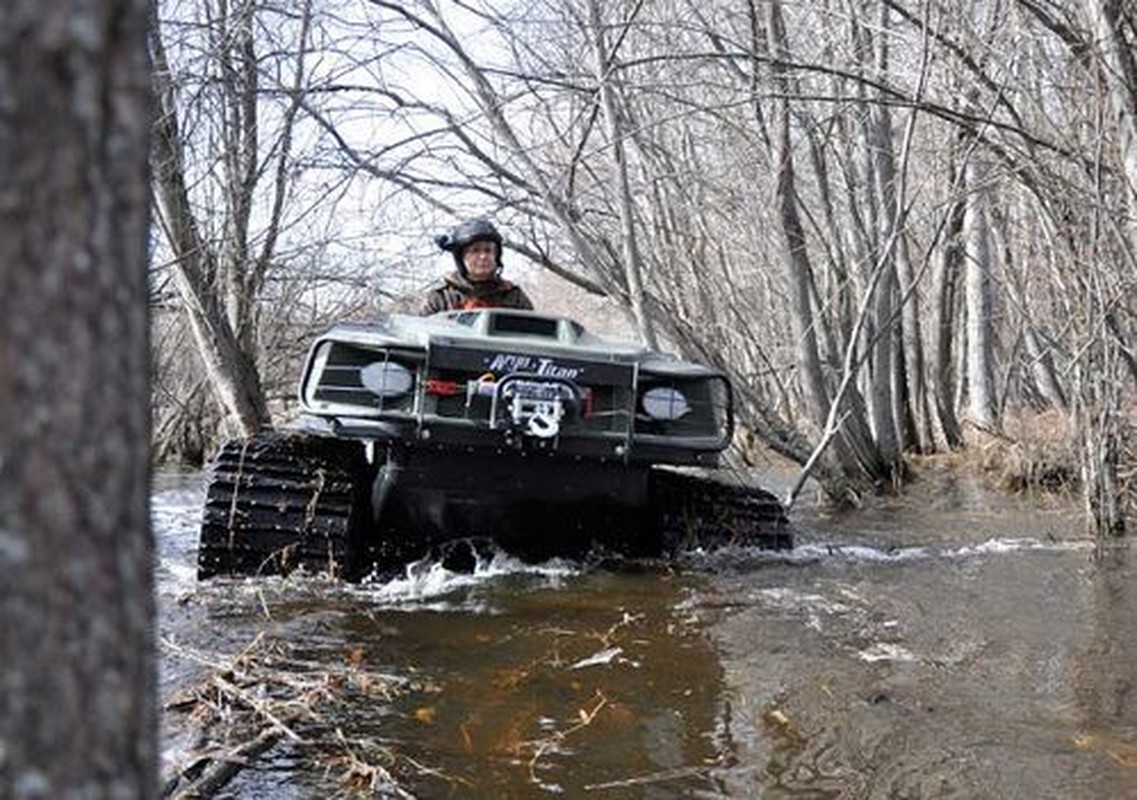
[866,48,902,472]
[765,0,879,499]
[220,0,261,352]
[587,0,658,349]
[1085,0,1137,254]
[149,3,271,438]
[897,235,937,451]
[765,2,838,446]
[963,154,999,429]
[930,157,966,449]
[0,1,157,796]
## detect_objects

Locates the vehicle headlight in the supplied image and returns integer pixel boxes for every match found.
[360,361,414,397]
[641,386,690,420]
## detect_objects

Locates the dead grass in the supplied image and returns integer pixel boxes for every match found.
[964,410,1081,495]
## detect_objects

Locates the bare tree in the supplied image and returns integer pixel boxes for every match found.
[1086,0,1137,255]
[149,0,273,437]
[0,0,156,795]
[928,163,967,449]
[151,0,1137,527]
[149,0,382,446]
[584,0,658,349]
[765,0,865,490]
[963,152,999,429]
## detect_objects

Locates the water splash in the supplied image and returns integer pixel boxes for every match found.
[728,536,1093,566]
[857,642,916,663]
[355,540,581,608]
[151,472,1093,606]
[152,483,205,596]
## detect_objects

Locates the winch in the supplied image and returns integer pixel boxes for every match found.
[491,375,582,439]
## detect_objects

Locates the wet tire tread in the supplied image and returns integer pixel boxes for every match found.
[651,468,792,552]
[197,432,368,579]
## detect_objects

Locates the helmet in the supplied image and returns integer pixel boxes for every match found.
[435,218,504,276]
[436,217,503,253]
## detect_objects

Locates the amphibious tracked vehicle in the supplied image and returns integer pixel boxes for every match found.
[197,308,790,579]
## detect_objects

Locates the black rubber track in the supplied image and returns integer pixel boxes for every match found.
[197,432,370,579]
[650,468,792,553]
[197,435,791,580]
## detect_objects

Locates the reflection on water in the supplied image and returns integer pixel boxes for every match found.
[155,471,1137,798]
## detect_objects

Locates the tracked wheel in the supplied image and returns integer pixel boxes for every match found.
[651,468,792,553]
[198,431,370,579]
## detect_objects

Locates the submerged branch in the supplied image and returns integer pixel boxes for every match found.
[160,633,412,798]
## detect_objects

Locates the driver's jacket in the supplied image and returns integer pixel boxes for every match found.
[421,271,534,315]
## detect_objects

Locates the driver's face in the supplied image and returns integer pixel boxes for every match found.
[462,240,497,282]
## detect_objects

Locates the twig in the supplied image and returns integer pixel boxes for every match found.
[584,765,708,791]
[211,675,306,743]
[164,725,288,799]
[162,632,413,797]
[526,691,609,782]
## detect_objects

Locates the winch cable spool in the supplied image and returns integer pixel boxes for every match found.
[490,373,582,438]
[516,399,563,438]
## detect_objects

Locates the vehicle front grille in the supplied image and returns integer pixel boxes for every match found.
[309,343,421,413]
[425,344,636,435]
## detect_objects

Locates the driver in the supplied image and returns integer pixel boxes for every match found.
[421,218,534,314]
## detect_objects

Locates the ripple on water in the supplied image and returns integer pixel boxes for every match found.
[153,472,1137,800]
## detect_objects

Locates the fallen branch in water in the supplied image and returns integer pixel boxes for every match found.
[523,690,609,783]
[584,765,713,791]
[160,633,411,798]
[328,728,420,799]
[162,724,289,799]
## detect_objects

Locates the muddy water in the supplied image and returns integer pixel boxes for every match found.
[154,469,1137,798]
